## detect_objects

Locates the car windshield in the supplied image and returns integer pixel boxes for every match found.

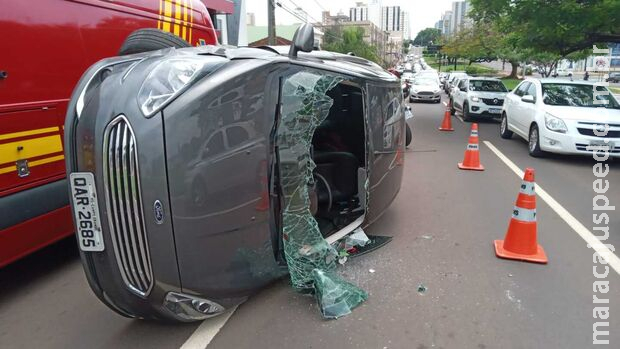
[469,80,508,92]
[541,83,620,109]
[413,78,438,86]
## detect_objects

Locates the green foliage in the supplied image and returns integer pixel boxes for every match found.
[323,27,379,64]
[413,28,442,46]
[469,0,620,56]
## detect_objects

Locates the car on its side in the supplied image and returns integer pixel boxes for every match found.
[64,24,407,322]
[409,75,442,103]
[450,77,509,121]
[606,72,620,83]
[500,79,620,157]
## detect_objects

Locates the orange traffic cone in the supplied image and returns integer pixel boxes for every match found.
[458,123,484,171]
[438,109,454,131]
[494,168,548,264]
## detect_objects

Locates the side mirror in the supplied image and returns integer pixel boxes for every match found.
[460,86,467,92]
[289,23,314,58]
[521,95,535,104]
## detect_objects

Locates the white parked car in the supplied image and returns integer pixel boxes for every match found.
[501,79,620,157]
[409,75,442,103]
[552,68,574,78]
[450,77,509,121]
[445,71,467,93]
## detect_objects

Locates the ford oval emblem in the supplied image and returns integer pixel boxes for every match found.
[153,200,164,224]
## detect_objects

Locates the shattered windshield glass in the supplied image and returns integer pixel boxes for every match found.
[276,71,367,319]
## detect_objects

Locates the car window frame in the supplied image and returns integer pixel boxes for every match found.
[514,82,531,97]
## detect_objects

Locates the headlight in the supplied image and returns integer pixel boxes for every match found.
[138,58,205,117]
[470,96,480,102]
[544,113,567,133]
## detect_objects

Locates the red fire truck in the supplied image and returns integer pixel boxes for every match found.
[0,0,220,267]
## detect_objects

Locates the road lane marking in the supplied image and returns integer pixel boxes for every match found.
[180,306,238,349]
[483,140,620,275]
[456,115,464,123]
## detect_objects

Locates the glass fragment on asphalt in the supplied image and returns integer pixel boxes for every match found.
[276,71,367,319]
[417,284,427,294]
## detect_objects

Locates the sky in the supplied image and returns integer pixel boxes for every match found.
[245,0,455,40]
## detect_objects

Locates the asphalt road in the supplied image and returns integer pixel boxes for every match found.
[1,93,618,349]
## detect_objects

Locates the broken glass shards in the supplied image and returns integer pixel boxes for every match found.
[276,71,367,318]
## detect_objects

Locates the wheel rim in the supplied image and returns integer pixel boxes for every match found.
[529,128,538,151]
[501,116,507,133]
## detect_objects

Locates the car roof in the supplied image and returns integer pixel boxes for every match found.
[532,78,610,86]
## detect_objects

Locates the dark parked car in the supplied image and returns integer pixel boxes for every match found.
[606,72,620,83]
[65,25,407,321]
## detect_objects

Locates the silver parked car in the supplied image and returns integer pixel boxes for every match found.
[64,25,406,321]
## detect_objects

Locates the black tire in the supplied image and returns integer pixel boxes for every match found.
[500,113,513,139]
[462,102,471,121]
[528,124,544,157]
[450,99,455,115]
[405,123,412,147]
[118,28,191,55]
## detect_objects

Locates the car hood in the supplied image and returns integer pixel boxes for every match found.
[470,91,507,99]
[411,84,440,91]
[544,105,620,123]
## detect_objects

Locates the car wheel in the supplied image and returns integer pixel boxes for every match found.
[118,28,191,55]
[450,99,455,115]
[500,113,513,139]
[462,102,471,121]
[405,124,412,147]
[528,124,544,157]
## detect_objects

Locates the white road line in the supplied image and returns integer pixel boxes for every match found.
[180,306,238,349]
[443,101,448,106]
[483,140,620,275]
[456,115,464,123]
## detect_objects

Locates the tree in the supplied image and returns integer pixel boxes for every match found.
[469,0,620,56]
[323,27,380,64]
[413,28,442,46]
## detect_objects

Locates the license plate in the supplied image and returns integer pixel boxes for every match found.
[70,173,104,252]
[489,108,502,114]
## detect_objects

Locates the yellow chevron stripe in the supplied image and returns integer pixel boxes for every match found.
[163,0,172,32]
[0,126,59,141]
[0,155,65,175]
[189,0,193,44]
[173,0,181,36]
[181,0,188,41]
[0,135,63,164]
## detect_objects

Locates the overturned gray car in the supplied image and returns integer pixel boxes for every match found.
[65,25,406,321]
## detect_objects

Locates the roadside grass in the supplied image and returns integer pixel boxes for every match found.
[609,86,620,94]
[427,59,498,75]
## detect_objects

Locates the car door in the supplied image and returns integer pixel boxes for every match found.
[521,83,539,133]
[453,79,467,111]
[508,82,531,136]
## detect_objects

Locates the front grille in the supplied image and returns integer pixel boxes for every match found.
[417,91,434,95]
[575,143,620,154]
[577,128,620,138]
[482,98,504,106]
[103,115,153,297]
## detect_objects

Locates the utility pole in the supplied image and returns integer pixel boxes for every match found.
[267,0,276,45]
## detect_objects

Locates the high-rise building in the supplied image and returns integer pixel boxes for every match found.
[381,5,401,32]
[350,2,368,22]
[441,11,452,35]
[450,1,471,34]
[401,11,410,40]
[367,0,383,29]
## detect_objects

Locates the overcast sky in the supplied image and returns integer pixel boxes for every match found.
[245,0,455,40]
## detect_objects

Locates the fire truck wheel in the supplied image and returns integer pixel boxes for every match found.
[118,28,191,55]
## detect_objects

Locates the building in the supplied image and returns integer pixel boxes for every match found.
[449,1,471,35]
[400,10,410,40]
[367,0,383,29]
[441,11,452,35]
[201,0,235,44]
[322,11,350,26]
[381,6,401,32]
[435,20,444,31]
[350,2,369,22]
